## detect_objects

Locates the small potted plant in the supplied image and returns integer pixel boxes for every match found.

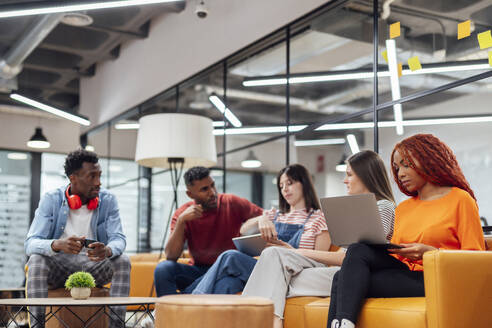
[65,271,96,300]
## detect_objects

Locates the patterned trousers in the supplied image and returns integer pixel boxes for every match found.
[26,252,131,328]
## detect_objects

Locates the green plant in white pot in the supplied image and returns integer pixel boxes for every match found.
[65,271,96,300]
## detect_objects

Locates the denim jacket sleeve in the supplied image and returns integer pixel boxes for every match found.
[104,193,126,258]
[25,192,58,257]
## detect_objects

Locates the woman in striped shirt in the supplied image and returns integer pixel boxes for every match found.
[242,150,395,328]
[191,163,331,295]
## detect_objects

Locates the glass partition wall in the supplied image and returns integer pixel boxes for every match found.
[0,150,31,288]
[80,0,492,252]
[5,0,488,289]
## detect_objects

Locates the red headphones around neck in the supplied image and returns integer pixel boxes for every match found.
[65,185,99,210]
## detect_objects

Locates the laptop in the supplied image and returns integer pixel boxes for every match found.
[320,193,401,248]
[232,233,266,257]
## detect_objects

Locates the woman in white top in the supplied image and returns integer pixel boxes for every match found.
[191,164,331,295]
[242,150,396,328]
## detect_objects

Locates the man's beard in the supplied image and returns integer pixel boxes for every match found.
[200,197,217,210]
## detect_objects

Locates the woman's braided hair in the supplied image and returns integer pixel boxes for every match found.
[390,134,475,200]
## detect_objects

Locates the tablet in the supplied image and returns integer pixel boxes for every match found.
[232,233,266,257]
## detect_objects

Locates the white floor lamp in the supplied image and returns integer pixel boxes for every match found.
[135,113,217,255]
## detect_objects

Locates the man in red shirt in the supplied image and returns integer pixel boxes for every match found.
[154,166,263,296]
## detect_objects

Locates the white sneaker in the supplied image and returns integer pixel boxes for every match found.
[139,310,155,328]
[331,319,340,328]
[340,319,355,328]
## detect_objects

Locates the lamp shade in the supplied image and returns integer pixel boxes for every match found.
[135,113,217,168]
[241,150,261,168]
[27,127,50,149]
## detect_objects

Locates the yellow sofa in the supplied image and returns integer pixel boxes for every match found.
[283,236,492,328]
[129,239,492,327]
[128,253,191,310]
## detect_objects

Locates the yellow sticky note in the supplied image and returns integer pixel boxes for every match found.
[382,50,388,63]
[408,56,422,71]
[489,51,492,67]
[397,63,403,77]
[390,22,401,39]
[457,20,471,40]
[477,30,492,50]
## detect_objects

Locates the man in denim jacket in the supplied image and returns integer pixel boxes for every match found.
[25,149,130,328]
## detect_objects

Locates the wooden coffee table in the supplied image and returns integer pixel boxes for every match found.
[0,297,157,328]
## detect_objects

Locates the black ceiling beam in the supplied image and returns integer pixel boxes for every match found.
[23,63,92,78]
[17,82,78,95]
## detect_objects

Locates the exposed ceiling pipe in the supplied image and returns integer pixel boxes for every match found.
[381,0,396,20]
[203,85,318,111]
[0,13,63,80]
[319,83,392,114]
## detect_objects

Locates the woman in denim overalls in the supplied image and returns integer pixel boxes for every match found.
[191,164,331,295]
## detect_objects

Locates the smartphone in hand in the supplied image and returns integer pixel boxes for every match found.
[84,239,98,248]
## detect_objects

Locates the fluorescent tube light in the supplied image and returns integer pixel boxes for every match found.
[115,121,224,130]
[346,134,360,154]
[243,63,490,87]
[289,72,387,84]
[316,122,375,130]
[0,0,183,18]
[213,121,225,127]
[243,78,288,87]
[213,125,307,136]
[10,93,90,126]
[208,94,242,128]
[294,138,346,147]
[115,123,140,130]
[224,112,243,127]
[316,115,492,131]
[243,73,388,87]
[403,63,490,75]
[388,116,492,126]
[386,40,404,135]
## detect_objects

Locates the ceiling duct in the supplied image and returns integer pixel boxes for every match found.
[0,76,17,93]
[0,13,63,84]
[229,30,351,77]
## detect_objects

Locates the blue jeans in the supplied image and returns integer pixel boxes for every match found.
[154,260,210,296]
[192,250,257,294]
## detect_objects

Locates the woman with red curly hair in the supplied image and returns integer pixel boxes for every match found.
[327,134,485,328]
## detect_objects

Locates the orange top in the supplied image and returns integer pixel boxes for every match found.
[391,187,485,271]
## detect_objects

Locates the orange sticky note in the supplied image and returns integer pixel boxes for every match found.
[397,63,403,77]
[382,50,388,63]
[477,30,492,49]
[390,22,401,39]
[457,20,471,40]
[489,51,492,67]
[408,56,422,71]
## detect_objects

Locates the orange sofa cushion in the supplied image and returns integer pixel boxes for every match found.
[283,297,322,328]
[303,297,426,328]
